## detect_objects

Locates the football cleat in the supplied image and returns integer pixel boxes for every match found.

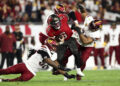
[92,66,98,70]
[76,68,85,77]
[64,76,68,81]
[100,66,104,70]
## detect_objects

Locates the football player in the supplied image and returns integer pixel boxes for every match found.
[107,23,120,68]
[0,41,75,82]
[46,14,84,77]
[39,4,102,80]
[62,3,103,80]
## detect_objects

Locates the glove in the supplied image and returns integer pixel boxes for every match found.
[28,49,36,57]
[58,65,71,71]
[64,73,75,79]
[71,24,83,35]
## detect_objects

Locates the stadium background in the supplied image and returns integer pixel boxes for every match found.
[0,0,120,69]
[0,24,120,69]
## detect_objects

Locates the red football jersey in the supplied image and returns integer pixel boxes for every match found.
[46,14,73,40]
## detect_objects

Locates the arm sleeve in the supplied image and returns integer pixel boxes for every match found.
[68,11,77,21]
[37,50,50,59]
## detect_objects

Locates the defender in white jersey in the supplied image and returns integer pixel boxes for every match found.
[65,3,102,80]
[107,23,120,66]
[0,45,75,82]
[93,29,108,70]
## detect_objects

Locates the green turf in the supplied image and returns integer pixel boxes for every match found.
[0,70,120,86]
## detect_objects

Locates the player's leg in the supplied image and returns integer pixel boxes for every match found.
[0,63,26,75]
[0,53,6,69]
[115,46,120,64]
[93,48,99,70]
[8,53,15,67]
[6,53,10,68]
[67,38,85,78]
[16,49,23,64]
[109,46,114,65]
[76,47,93,80]
[99,48,105,69]
[0,64,34,82]
[81,47,93,70]
[67,38,83,67]
[56,44,68,65]
[1,72,34,82]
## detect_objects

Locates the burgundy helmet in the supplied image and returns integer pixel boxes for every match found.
[44,38,58,51]
[89,20,102,31]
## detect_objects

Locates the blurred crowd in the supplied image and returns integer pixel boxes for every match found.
[0,0,120,25]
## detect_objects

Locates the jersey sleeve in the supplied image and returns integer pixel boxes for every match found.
[46,26,54,37]
[37,50,50,59]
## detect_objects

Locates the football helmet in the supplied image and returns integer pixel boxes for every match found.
[47,14,61,30]
[89,20,102,32]
[54,4,66,14]
[44,38,58,51]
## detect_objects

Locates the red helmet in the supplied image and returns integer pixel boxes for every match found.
[47,14,61,30]
[54,4,66,14]
[44,38,58,51]
[89,20,102,31]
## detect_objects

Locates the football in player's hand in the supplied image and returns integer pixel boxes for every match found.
[55,35,63,42]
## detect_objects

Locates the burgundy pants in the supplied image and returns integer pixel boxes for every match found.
[80,46,93,71]
[109,46,120,65]
[62,45,93,71]
[93,48,105,66]
[0,63,34,82]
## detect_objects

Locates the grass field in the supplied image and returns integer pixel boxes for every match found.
[0,70,120,86]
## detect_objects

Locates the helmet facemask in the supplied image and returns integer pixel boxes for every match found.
[47,14,61,30]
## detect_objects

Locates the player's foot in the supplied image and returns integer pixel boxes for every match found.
[76,74,82,80]
[92,66,98,70]
[115,65,120,69]
[100,66,104,70]
[107,66,112,70]
[64,76,68,81]
[76,68,85,77]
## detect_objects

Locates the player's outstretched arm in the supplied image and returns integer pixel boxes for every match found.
[71,25,93,44]
[80,34,94,44]
[44,58,69,71]
[44,58,75,79]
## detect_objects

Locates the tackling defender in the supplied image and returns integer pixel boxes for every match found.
[0,42,75,82]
